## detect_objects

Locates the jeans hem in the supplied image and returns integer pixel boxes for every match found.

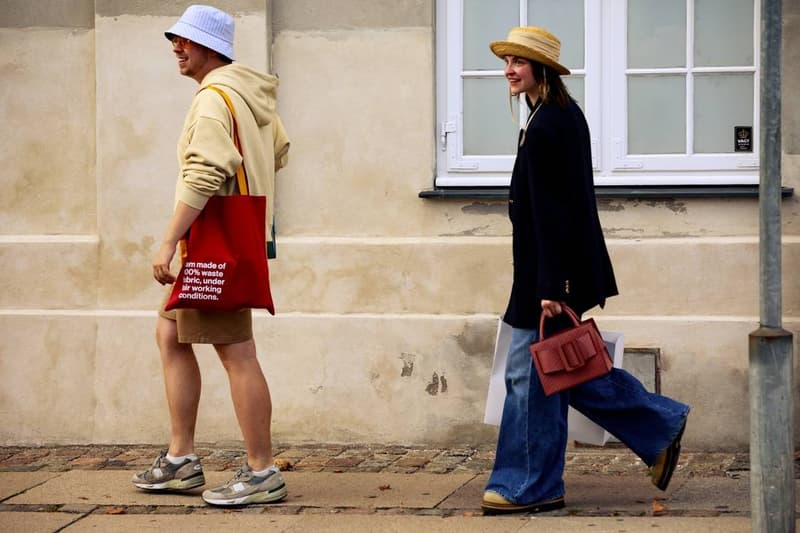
[646,406,691,467]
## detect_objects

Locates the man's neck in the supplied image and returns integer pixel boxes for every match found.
[193,60,227,84]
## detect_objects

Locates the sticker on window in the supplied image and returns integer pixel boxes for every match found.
[735,126,753,152]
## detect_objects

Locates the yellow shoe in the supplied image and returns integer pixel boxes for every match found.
[650,417,687,491]
[481,491,565,515]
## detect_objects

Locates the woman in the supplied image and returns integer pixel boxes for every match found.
[482,26,690,515]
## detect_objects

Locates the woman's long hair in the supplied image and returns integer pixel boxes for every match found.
[508,57,572,124]
[531,61,571,109]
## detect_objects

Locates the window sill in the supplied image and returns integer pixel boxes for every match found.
[418,185,795,200]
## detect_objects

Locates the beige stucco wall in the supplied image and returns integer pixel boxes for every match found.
[1,0,798,451]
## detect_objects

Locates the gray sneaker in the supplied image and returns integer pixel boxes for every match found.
[202,464,287,506]
[131,450,205,491]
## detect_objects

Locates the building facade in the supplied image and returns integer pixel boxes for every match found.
[1,0,798,450]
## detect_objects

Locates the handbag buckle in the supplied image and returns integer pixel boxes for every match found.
[559,342,586,371]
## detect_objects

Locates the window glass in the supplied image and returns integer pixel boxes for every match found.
[563,76,585,111]
[463,0,518,70]
[628,0,686,68]
[694,0,754,67]
[463,78,520,155]
[628,75,686,154]
[527,0,585,69]
[438,0,760,185]
[694,73,754,153]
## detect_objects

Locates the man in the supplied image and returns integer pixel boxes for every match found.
[132,4,290,507]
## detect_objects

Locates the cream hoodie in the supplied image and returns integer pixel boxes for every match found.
[175,63,289,243]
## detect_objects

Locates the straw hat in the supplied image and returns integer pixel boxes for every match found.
[490,27,570,75]
[165,5,235,61]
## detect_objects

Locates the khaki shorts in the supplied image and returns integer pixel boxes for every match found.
[159,288,252,345]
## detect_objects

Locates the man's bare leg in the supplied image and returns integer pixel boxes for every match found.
[156,316,201,457]
[214,338,274,471]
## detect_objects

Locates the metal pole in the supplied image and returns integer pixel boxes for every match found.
[749,0,794,531]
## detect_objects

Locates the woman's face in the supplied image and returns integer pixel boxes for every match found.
[503,55,538,98]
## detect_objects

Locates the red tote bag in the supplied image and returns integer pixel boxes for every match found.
[165,86,274,314]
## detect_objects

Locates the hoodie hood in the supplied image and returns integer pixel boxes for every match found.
[200,63,278,127]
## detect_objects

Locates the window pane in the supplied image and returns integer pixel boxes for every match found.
[564,75,585,111]
[527,0,585,69]
[464,0,518,70]
[694,0,754,67]
[694,73,753,153]
[628,75,686,154]
[463,78,519,155]
[628,0,686,68]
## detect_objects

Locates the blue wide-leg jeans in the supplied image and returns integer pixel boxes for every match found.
[486,326,690,505]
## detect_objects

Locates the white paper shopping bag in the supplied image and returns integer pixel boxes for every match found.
[483,318,625,446]
[483,318,512,425]
[566,330,624,445]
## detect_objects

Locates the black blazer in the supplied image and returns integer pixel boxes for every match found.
[504,98,618,330]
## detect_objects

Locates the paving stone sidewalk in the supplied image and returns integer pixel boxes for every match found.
[2,444,794,531]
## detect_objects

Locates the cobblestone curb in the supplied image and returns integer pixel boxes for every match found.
[0,444,754,478]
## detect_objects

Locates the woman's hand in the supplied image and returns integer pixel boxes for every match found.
[541,299,563,318]
[152,241,177,285]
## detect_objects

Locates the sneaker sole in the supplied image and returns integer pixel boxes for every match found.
[482,496,565,515]
[202,484,288,506]
[133,474,206,491]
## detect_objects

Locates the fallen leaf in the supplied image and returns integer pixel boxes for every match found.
[652,499,668,515]
[378,484,392,491]
[275,458,293,471]
[105,507,126,515]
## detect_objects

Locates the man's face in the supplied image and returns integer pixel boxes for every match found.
[171,36,213,83]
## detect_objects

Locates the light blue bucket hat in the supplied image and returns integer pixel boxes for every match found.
[165,4,235,61]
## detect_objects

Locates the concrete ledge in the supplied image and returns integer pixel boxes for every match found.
[0,28,96,235]
[0,315,97,444]
[268,238,512,315]
[0,0,93,28]
[0,240,98,309]
[4,312,798,448]
[262,237,799,316]
[4,237,798,316]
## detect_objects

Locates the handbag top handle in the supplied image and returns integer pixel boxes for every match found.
[538,304,582,340]
[202,85,249,196]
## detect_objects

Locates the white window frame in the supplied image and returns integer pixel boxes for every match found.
[435,0,760,188]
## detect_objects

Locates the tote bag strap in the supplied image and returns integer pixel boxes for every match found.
[179,85,250,263]
[202,84,249,196]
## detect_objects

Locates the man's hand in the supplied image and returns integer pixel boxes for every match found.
[152,201,203,285]
[153,241,178,285]
[541,299,563,318]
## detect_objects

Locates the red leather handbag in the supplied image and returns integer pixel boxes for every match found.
[530,305,611,396]
[165,86,274,314]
